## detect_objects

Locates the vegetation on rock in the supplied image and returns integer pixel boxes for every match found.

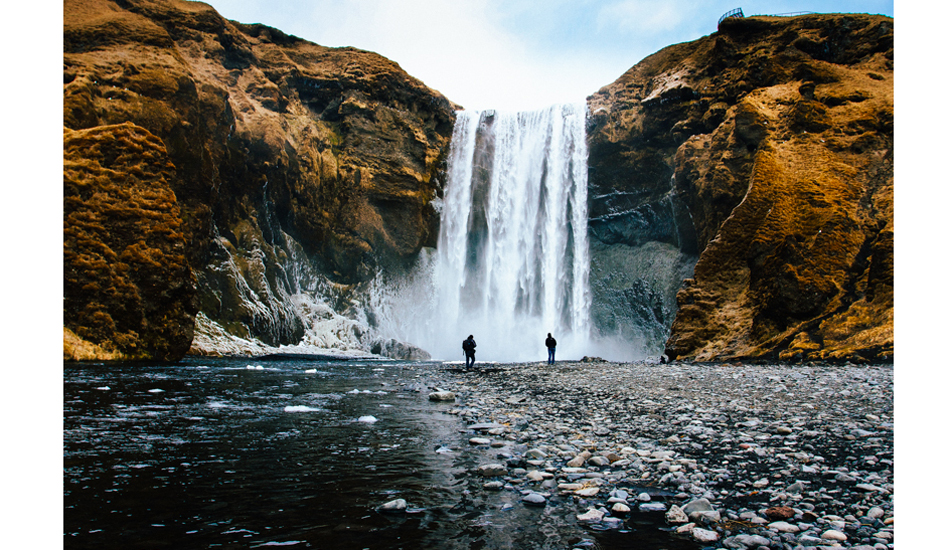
[588,13,893,362]
[64,122,197,360]
[63,0,456,359]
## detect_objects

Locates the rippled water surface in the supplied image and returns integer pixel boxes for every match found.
[64,357,701,549]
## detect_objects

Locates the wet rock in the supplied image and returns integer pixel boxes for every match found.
[765,506,795,520]
[576,508,605,522]
[611,502,630,514]
[428,391,456,402]
[692,527,719,543]
[436,360,892,550]
[522,492,547,507]
[822,529,848,541]
[476,464,507,477]
[666,505,689,523]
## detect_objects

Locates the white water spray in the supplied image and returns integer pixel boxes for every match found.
[374,104,594,362]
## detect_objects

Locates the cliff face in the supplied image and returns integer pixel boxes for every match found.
[587,13,893,362]
[63,0,456,359]
[64,123,196,360]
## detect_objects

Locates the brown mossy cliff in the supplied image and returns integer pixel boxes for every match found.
[63,0,456,359]
[64,123,196,360]
[587,13,893,362]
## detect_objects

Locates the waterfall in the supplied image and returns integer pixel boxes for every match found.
[374,104,594,362]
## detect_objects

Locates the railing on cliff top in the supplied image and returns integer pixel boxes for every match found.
[718,8,817,29]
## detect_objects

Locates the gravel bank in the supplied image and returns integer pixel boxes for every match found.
[426,359,894,549]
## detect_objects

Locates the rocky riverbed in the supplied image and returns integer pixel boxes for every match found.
[412,359,894,549]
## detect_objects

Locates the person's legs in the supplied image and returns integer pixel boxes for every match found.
[548,348,555,364]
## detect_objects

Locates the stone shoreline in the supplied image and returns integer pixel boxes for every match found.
[423,359,894,549]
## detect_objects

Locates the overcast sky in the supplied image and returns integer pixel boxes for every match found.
[203,0,894,111]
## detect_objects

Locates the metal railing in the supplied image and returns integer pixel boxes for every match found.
[718,8,744,26]
[718,8,817,28]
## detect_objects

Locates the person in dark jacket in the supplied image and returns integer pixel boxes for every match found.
[545,333,557,365]
[462,335,477,368]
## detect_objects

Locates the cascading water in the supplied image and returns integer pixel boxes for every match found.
[374,104,595,362]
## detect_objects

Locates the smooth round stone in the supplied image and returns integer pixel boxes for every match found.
[867,507,885,519]
[637,492,651,502]
[469,437,492,446]
[769,521,800,533]
[476,463,507,477]
[821,529,848,541]
[483,481,504,490]
[574,487,600,497]
[611,502,631,514]
[522,492,547,507]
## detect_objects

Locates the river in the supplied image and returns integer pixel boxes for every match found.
[64,356,702,549]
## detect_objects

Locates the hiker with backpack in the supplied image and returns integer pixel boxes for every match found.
[462,335,476,368]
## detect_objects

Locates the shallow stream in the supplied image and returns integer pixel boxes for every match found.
[64,357,701,549]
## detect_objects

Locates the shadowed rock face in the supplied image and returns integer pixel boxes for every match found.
[587,14,893,362]
[63,0,456,359]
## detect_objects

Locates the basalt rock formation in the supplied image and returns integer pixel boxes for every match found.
[587,13,893,362]
[63,0,455,359]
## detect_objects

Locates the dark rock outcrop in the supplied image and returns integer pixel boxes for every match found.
[587,13,893,362]
[63,0,456,359]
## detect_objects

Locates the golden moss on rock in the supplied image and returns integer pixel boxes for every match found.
[64,122,197,360]
[63,0,456,352]
[589,13,893,362]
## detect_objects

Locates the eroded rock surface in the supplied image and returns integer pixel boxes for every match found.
[63,0,456,359]
[587,14,893,362]
[64,122,197,360]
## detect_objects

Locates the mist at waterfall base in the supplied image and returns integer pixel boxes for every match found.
[373,104,639,362]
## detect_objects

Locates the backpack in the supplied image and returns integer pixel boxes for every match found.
[462,339,474,352]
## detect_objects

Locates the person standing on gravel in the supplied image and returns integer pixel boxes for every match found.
[463,335,477,368]
[545,333,557,365]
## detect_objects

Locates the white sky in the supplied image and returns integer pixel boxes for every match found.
[203,0,894,111]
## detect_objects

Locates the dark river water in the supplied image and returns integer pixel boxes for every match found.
[64,357,703,550]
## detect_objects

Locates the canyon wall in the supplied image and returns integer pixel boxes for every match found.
[587,13,893,362]
[63,1,893,363]
[63,0,456,360]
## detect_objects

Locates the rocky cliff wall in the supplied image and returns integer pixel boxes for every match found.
[63,0,456,360]
[587,13,893,362]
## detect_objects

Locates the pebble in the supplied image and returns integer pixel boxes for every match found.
[692,527,719,542]
[822,529,848,541]
[522,492,547,506]
[476,463,507,477]
[576,508,605,522]
[427,360,893,548]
